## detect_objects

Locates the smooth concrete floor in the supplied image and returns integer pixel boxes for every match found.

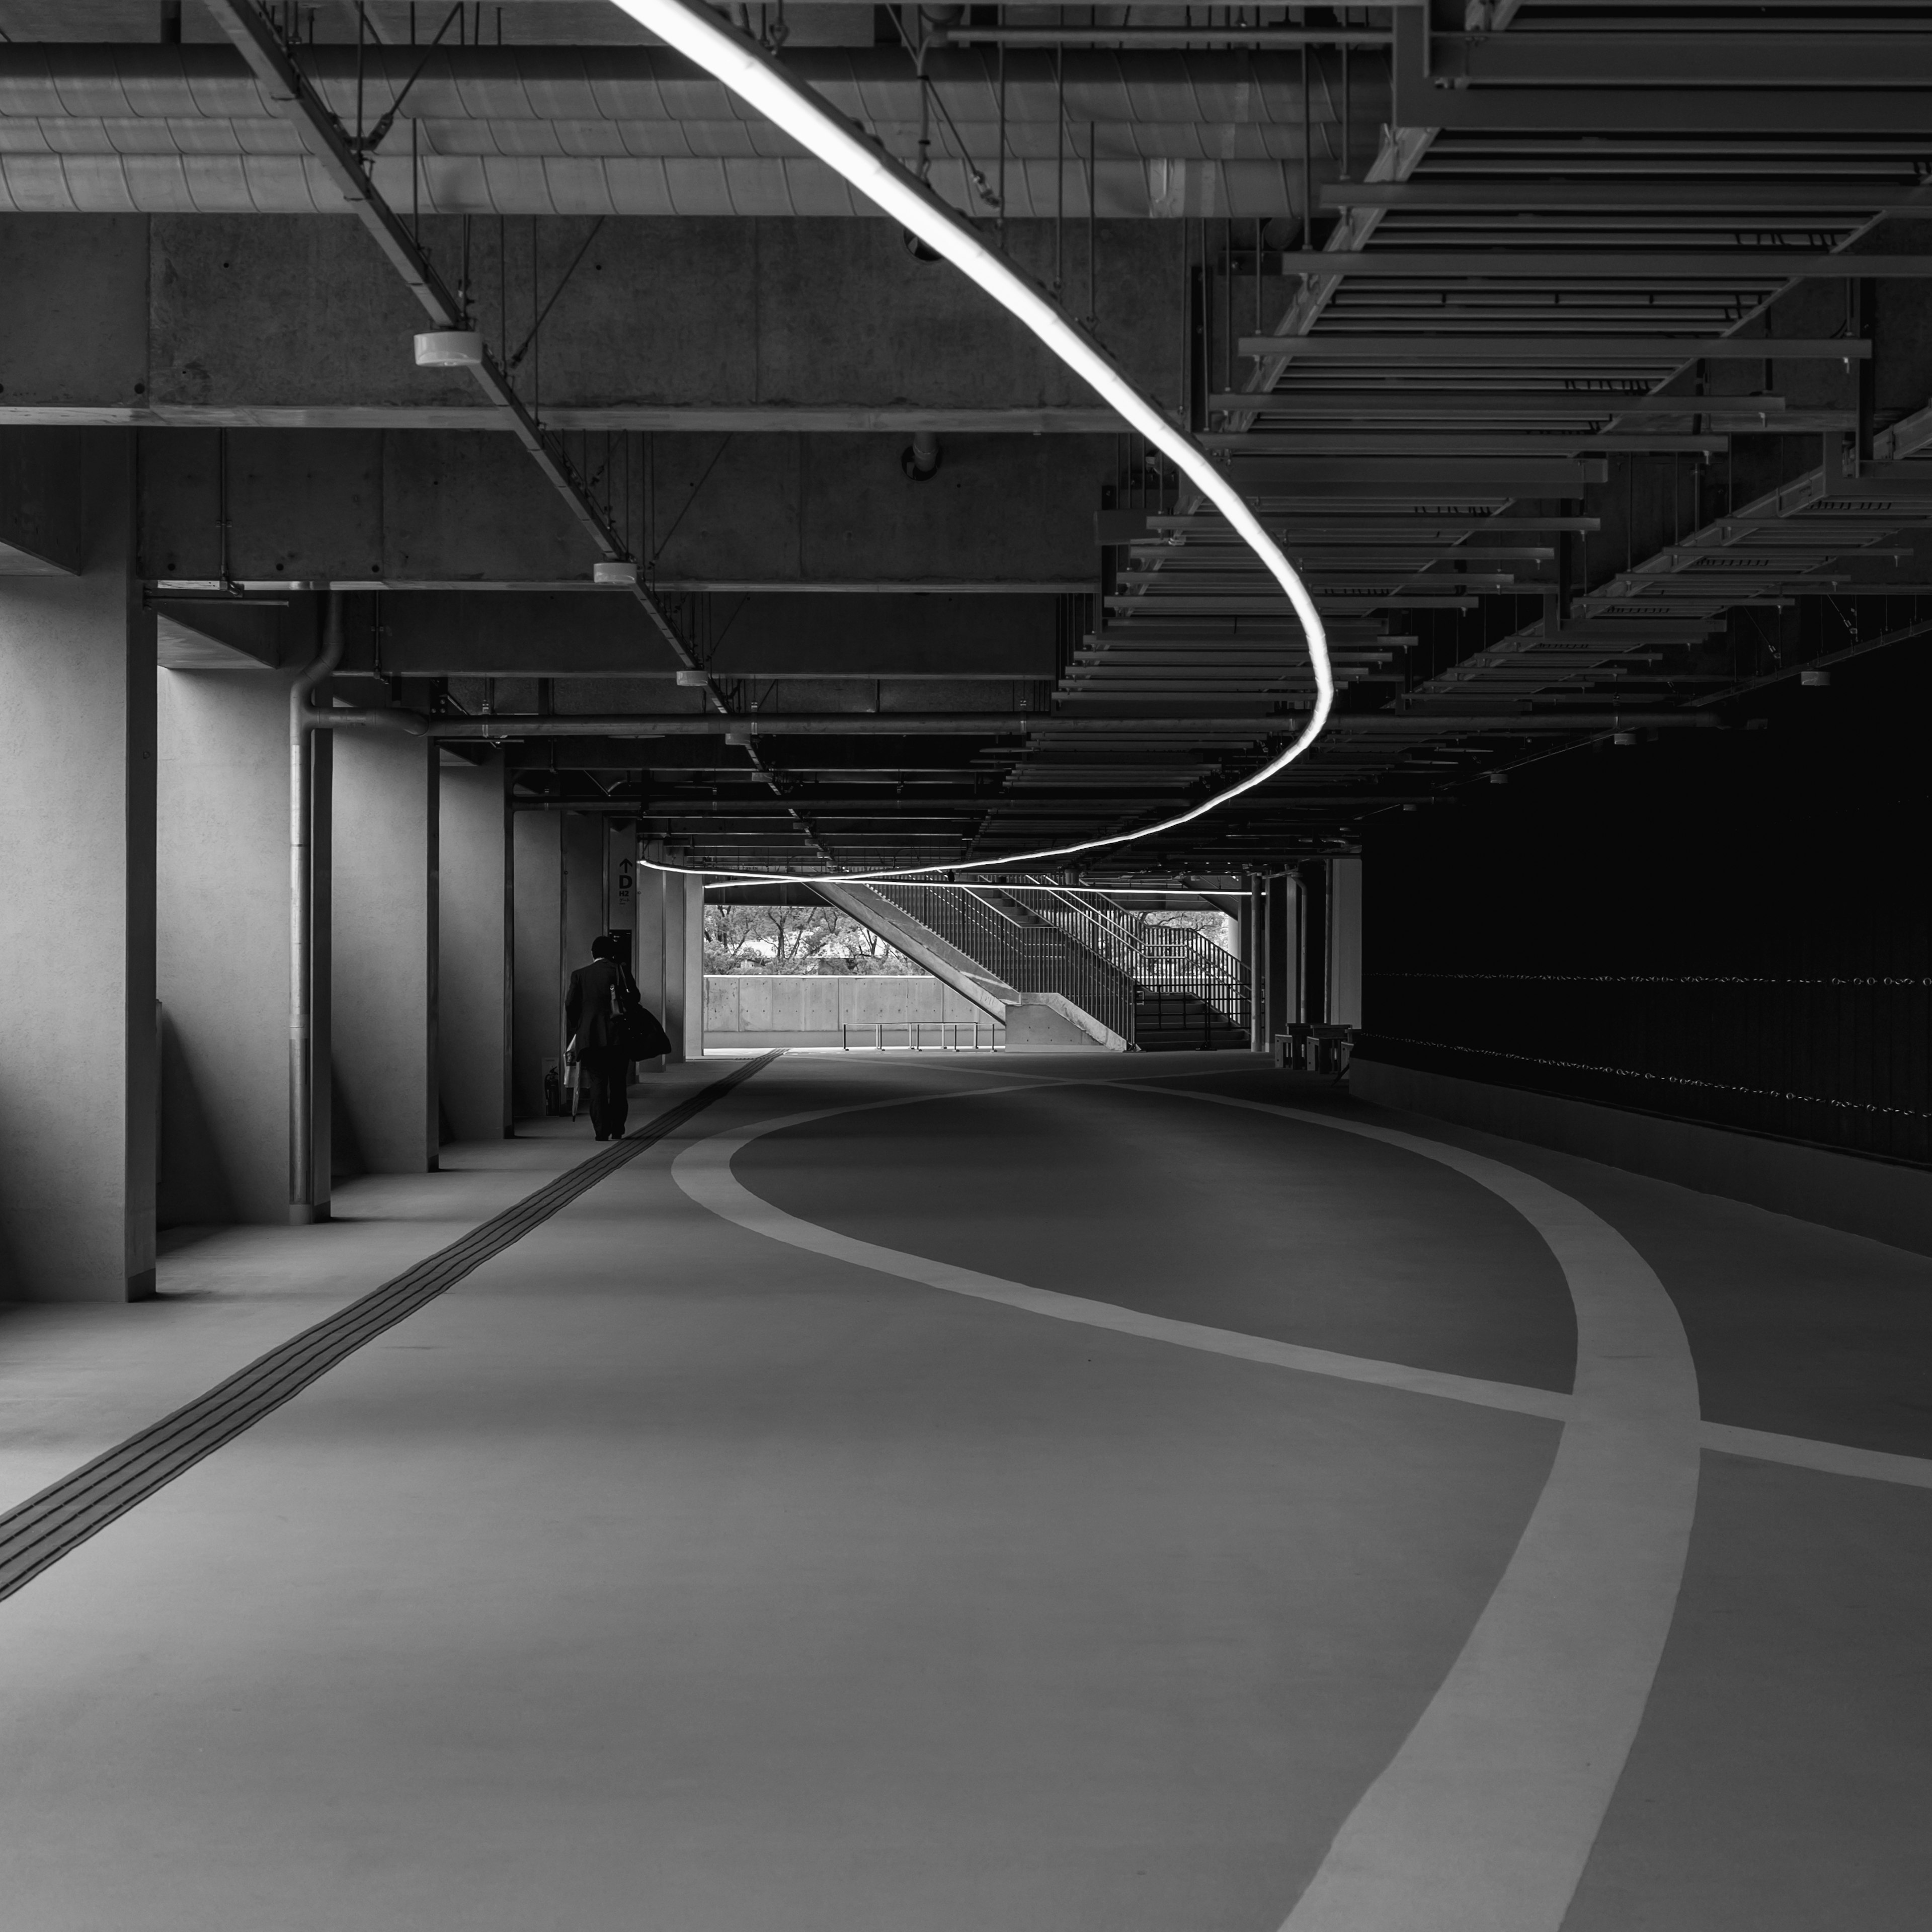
[0,1052,1925,1930]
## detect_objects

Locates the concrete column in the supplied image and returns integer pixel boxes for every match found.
[630,852,703,1064]
[511,812,561,1117]
[559,810,604,994]
[1262,872,1298,1047]
[0,431,157,1298]
[332,730,438,1173]
[634,847,680,1063]
[1299,861,1329,1027]
[1329,856,1363,1028]
[438,751,510,1141]
[1243,878,1262,1049]
[157,669,332,1225]
[681,874,706,1060]
[310,732,335,1210]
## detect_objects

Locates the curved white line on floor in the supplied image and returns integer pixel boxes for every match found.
[1107,1086,1702,1932]
[670,1086,1702,1932]
[913,1063,1932,1490]
[674,1106,1569,1422]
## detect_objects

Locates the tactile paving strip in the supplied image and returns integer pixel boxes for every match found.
[0,1052,781,1605]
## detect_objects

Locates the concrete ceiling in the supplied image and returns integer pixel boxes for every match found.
[4,1,1932,875]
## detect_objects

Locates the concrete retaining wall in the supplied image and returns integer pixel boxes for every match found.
[705,975,993,1048]
[1352,1058,1932,1261]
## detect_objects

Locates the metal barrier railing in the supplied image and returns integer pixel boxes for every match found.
[840,1020,1005,1052]
[871,882,1136,1042]
[1009,881,1250,1028]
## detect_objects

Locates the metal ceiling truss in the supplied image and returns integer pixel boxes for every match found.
[1050,0,1932,880]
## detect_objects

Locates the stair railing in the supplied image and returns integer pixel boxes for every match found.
[1009,881,1250,1026]
[872,882,1137,1041]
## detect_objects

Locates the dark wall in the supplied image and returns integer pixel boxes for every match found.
[1357,640,1932,1166]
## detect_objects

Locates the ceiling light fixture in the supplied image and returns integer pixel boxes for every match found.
[611,0,1329,881]
[413,329,484,367]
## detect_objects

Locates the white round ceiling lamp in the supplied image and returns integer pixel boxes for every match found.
[609,0,1332,881]
[414,329,484,367]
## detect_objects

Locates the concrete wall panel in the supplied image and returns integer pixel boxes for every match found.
[0,215,147,411]
[126,215,1178,419]
[141,427,1103,588]
[1352,1059,1932,1264]
[382,431,598,584]
[704,976,984,1035]
[372,590,1059,680]
[150,214,471,415]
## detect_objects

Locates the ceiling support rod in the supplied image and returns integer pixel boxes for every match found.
[201,0,705,680]
[204,1,832,861]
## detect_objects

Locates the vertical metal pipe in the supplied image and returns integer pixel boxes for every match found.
[1223,218,1232,397]
[1054,48,1065,294]
[289,699,311,1212]
[995,33,1006,242]
[1341,42,1351,181]
[1302,47,1312,246]
[1087,119,1096,323]
[1246,874,1262,1053]
[288,587,343,1222]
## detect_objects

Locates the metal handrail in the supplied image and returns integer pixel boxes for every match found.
[1008,881,1250,1024]
[840,1020,1004,1052]
[872,882,1137,1040]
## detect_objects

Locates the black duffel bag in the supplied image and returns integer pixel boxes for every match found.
[610,970,672,1061]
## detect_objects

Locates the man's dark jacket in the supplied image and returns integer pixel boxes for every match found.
[565,959,634,1057]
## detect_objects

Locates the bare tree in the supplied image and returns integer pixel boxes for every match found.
[702,905,918,975]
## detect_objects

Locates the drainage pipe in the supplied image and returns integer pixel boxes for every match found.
[287,590,427,1223]
[901,430,942,481]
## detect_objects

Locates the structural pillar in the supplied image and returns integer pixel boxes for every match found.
[1299,861,1329,1028]
[560,810,604,987]
[1262,871,1298,1049]
[1243,877,1262,1050]
[634,848,701,1064]
[0,430,157,1298]
[160,667,333,1224]
[681,873,705,1060]
[438,749,510,1142]
[333,730,438,1173]
[634,846,677,1063]
[511,811,562,1116]
[1328,856,1363,1029]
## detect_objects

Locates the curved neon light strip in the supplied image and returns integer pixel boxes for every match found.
[612,0,1331,880]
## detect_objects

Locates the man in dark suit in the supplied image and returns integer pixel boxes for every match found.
[565,935,638,1141]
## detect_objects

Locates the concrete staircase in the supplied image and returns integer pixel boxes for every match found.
[1133,989,1252,1053]
[818,882,1115,1050]
[821,880,1253,1053]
